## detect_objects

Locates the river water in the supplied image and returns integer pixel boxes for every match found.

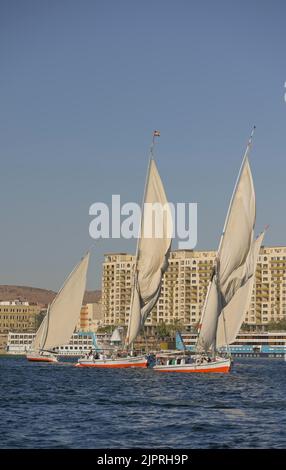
[1,356,285,448]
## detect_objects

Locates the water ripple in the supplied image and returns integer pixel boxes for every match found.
[0,356,285,448]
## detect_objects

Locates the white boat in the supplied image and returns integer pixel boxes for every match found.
[26,252,90,363]
[75,354,148,368]
[26,349,59,363]
[175,331,286,357]
[76,327,148,368]
[154,351,231,373]
[7,332,100,356]
[154,127,263,373]
[77,131,173,369]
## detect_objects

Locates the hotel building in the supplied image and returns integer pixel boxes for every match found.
[245,246,286,325]
[0,300,42,334]
[102,246,286,328]
[102,250,216,329]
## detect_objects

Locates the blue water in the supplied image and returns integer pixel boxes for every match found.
[1,356,286,448]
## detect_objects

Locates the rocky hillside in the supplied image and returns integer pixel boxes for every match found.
[0,285,101,306]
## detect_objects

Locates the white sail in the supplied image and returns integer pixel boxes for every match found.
[197,147,256,352]
[216,231,264,348]
[33,252,90,351]
[126,159,172,346]
[218,156,256,306]
[196,275,220,352]
[32,313,48,351]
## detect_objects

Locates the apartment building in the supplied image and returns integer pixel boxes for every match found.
[245,246,286,325]
[102,246,286,328]
[102,253,134,327]
[102,250,216,328]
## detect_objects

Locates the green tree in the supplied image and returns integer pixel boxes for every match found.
[265,319,286,331]
[155,321,184,340]
[34,310,46,331]
[96,325,115,334]
[97,324,126,334]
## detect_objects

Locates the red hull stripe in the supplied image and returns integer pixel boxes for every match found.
[27,357,57,363]
[155,365,230,373]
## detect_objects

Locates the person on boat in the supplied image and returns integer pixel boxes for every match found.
[86,348,93,361]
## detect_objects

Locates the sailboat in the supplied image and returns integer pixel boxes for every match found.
[154,128,261,373]
[76,132,173,368]
[26,252,90,363]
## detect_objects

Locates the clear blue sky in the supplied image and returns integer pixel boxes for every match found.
[0,0,285,290]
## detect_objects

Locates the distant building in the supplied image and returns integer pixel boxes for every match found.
[245,246,286,325]
[102,253,134,327]
[102,247,286,329]
[102,250,216,330]
[76,301,103,332]
[0,300,42,334]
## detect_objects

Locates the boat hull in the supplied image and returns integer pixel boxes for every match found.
[26,353,58,363]
[75,356,148,368]
[153,358,231,373]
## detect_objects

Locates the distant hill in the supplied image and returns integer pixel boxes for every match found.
[0,285,101,306]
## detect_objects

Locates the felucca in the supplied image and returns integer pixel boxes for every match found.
[76,131,173,368]
[154,128,262,373]
[27,252,90,363]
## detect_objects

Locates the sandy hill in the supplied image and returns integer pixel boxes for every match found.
[0,285,101,306]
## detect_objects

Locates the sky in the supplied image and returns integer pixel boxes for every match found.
[0,0,285,290]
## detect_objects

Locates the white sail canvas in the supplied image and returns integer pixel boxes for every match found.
[197,150,256,352]
[216,231,264,348]
[32,313,47,351]
[126,159,172,346]
[196,275,220,352]
[32,252,90,351]
[218,156,256,306]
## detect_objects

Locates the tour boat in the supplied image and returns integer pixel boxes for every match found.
[153,352,231,373]
[26,252,90,363]
[76,354,148,368]
[76,328,148,368]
